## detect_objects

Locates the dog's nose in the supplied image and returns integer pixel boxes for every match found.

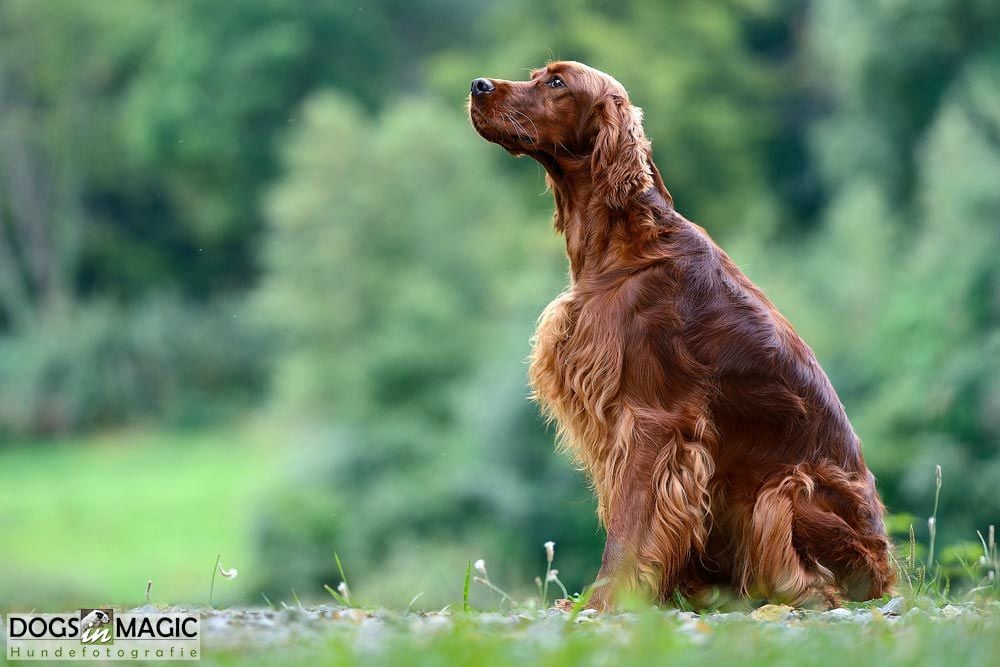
[470,78,495,96]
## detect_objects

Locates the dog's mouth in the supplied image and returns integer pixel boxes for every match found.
[469,106,536,151]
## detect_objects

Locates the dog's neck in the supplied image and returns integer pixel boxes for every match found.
[544,157,677,281]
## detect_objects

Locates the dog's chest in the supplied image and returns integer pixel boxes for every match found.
[528,289,625,459]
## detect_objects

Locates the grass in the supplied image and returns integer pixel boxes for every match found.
[198,606,1000,667]
[0,424,284,611]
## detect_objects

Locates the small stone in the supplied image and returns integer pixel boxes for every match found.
[750,604,797,622]
[823,607,852,620]
[333,608,368,622]
[707,611,744,622]
[420,615,452,632]
[880,597,906,616]
[941,605,962,618]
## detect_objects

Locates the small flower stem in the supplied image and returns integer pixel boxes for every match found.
[209,553,221,609]
[542,560,552,605]
[482,574,496,606]
[551,574,569,600]
[928,466,942,570]
[473,577,517,606]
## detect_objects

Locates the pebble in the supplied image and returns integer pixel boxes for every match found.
[881,597,906,616]
[750,604,800,622]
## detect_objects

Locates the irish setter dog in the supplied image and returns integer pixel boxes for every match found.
[469,61,894,610]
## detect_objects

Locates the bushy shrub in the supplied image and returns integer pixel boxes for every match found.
[0,295,268,438]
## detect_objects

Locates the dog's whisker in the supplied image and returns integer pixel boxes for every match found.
[509,108,540,141]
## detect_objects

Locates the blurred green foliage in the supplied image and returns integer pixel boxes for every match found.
[0,296,266,434]
[0,0,998,605]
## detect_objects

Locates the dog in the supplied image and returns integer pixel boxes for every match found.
[469,61,894,610]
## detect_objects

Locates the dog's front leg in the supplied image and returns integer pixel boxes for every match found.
[587,465,657,611]
[587,413,714,611]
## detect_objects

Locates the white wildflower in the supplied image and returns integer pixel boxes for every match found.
[474,559,487,575]
[218,564,238,580]
[546,569,559,582]
[544,541,555,563]
[337,581,350,602]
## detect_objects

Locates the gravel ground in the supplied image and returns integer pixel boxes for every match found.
[6,598,995,666]
[123,597,989,651]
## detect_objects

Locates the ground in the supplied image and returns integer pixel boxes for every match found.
[21,599,992,666]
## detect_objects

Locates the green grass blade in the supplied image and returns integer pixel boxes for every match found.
[334,551,349,587]
[567,587,594,624]
[463,560,472,614]
[324,584,351,607]
[407,592,425,614]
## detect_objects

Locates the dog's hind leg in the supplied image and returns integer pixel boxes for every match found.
[747,463,894,606]
[788,464,895,601]
[747,468,834,606]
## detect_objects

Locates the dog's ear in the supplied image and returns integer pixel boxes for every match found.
[590,95,653,208]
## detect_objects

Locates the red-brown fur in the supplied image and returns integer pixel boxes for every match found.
[468,61,894,610]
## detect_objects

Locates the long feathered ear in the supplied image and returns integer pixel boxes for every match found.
[591,95,653,208]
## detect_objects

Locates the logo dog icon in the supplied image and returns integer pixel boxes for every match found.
[79,609,113,645]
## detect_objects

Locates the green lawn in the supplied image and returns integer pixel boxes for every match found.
[0,425,283,611]
[201,606,1000,667]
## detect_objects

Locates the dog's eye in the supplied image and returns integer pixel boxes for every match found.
[548,76,565,88]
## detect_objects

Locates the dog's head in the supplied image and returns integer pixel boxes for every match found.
[468,61,652,207]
